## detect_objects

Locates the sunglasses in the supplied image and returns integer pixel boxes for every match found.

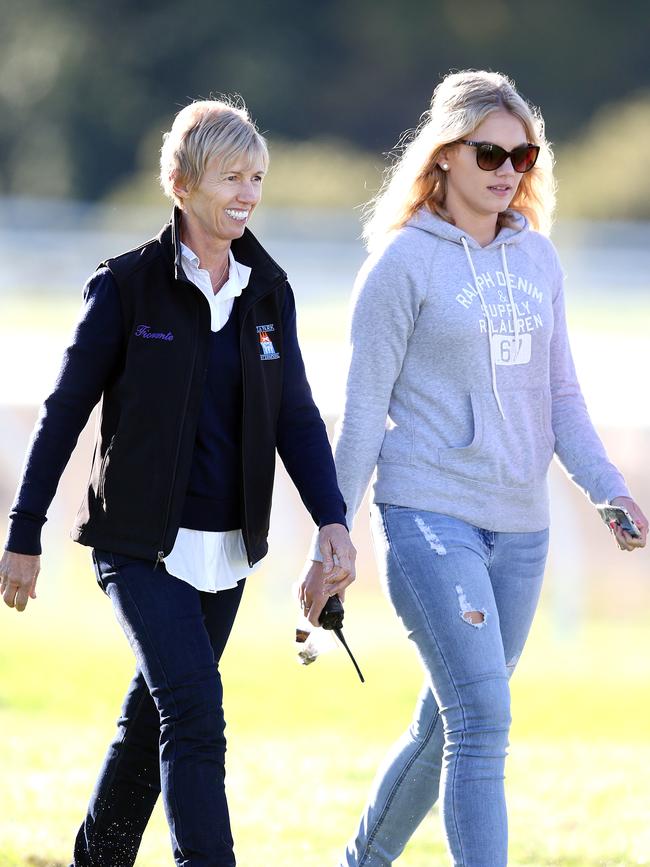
[459,140,540,173]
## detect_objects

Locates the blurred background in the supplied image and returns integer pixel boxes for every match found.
[1,2,649,865]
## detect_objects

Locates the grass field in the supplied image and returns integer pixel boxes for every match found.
[1,547,649,867]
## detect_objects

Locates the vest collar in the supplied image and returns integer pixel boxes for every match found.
[157,207,287,294]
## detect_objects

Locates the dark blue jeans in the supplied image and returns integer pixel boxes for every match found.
[72,550,245,867]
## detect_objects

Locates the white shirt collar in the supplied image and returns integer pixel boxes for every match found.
[180,242,252,301]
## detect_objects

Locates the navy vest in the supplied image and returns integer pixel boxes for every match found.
[71,209,346,565]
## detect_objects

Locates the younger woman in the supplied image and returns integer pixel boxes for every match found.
[301,70,647,866]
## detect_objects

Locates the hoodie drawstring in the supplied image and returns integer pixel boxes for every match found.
[461,239,520,421]
[500,244,520,353]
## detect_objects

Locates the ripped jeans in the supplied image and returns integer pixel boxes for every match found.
[342,505,549,867]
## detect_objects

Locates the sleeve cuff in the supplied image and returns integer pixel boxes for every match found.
[5,516,44,556]
[593,471,631,507]
[317,511,348,532]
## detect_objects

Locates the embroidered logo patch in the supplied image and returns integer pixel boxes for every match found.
[134,325,174,341]
[257,323,279,361]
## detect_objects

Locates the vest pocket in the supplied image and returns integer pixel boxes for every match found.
[97,437,115,508]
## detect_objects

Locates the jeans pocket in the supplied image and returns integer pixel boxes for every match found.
[92,548,110,594]
[92,548,143,592]
[380,503,409,516]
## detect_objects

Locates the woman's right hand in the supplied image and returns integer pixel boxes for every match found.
[0,550,40,612]
[609,496,648,552]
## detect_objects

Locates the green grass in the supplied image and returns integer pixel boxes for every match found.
[1,551,649,867]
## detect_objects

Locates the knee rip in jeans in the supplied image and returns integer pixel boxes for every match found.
[455,583,487,628]
[413,515,447,555]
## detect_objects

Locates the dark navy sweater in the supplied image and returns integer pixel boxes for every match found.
[181,295,243,531]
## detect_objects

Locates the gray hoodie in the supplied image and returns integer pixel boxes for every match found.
[318,208,629,546]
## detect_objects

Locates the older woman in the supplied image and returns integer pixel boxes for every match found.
[0,99,355,867]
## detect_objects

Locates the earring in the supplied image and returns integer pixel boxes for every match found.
[441,163,449,172]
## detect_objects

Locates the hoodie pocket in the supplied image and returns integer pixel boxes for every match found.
[437,391,485,463]
[437,389,555,489]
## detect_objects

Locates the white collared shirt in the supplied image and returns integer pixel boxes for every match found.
[163,243,261,593]
[179,242,251,330]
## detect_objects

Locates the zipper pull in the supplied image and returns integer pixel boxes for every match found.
[154,551,165,571]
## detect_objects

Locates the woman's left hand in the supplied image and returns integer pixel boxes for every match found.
[609,496,648,551]
[298,524,356,626]
[316,523,357,593]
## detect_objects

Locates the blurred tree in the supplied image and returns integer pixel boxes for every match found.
[556,91,650,219]
[0,0,648,204]
[108,134,383,209]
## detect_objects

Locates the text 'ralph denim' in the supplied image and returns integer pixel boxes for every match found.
[72,550,245,867]
[342,505,549,867]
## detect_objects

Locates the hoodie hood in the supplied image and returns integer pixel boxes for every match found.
[406,206,529,250]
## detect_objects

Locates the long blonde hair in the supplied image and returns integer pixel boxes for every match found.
[363,70,556,250]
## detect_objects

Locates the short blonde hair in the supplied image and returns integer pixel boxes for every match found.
[160,97,269,205]
[363,70,556,250]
